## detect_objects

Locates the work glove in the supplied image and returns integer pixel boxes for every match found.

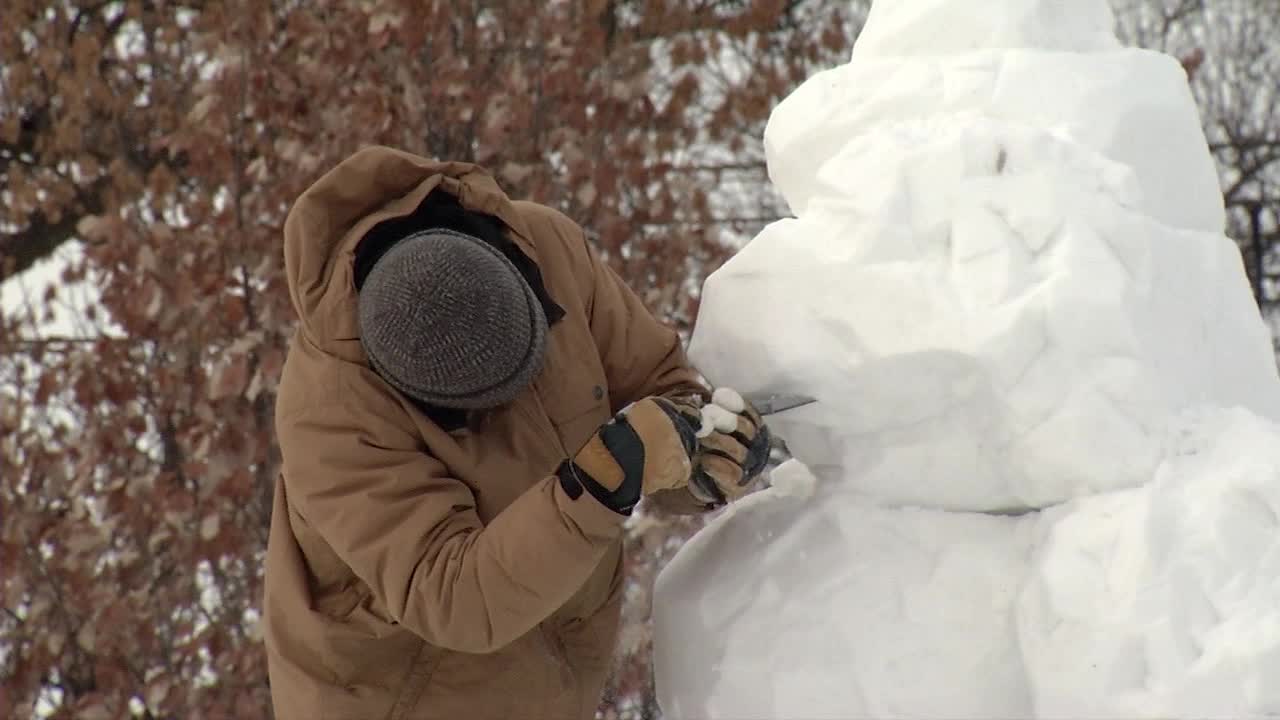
[556,397,699,515]
[687,389,773,507]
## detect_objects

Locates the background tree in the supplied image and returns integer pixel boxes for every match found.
[1115,0,1280,352]
[0,1,856,717]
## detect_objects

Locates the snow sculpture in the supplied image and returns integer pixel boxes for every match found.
[653,0,1280,717]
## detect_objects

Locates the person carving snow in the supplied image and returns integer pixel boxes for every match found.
[262,145,772,720]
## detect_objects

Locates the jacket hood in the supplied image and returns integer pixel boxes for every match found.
[281,145,542,359]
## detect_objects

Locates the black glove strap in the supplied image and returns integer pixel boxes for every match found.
[742,424,773,480]
[556,416,645,515]
[690,467,727,506]
[656,401,699,456]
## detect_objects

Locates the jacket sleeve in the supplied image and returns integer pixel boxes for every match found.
[577,232,710,411]
[277,381,625,655]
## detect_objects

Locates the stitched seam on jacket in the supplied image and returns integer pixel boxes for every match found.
[385,641,441,720]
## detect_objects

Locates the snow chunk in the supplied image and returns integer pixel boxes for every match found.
[701,404,739,434]
[711,387,746,413]
[767,459,818,500]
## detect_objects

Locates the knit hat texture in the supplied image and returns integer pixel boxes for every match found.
[357,228,548,410]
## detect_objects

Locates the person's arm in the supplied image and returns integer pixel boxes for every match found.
[278,381,625,655]
[569,223,719,515]
[577,231,710,410]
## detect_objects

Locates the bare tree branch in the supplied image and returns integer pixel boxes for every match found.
[0,193,104,281]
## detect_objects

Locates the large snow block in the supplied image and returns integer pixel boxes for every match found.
[851,0,1118,58]
[1017,409,1280,718]
[653,463,1036,720]
[692,115,1280,511]
[654,414,1280,720]
[765,49,1225,234]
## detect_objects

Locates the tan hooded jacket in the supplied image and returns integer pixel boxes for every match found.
[263,146,706,720]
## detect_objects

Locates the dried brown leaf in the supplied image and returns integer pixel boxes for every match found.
[209,353,250,401]
[200,512,220,541]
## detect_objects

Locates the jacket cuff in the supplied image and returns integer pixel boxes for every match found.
[551,469,629,539]
[555,459,639,516]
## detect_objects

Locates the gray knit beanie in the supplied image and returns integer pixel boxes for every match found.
[357,228,548,410]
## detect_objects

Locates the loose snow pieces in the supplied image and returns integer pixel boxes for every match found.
[711,387,746,413]
[767,459,818,500]
[701,404,739,434]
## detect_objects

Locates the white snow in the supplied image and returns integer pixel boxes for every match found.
[684,7,1279,512]
[766,458,818,500]
[655,470,1036,719]
[710,387,746,414]
[694,388,748,436]
[1019,409,1280,717]
[852,0,1119,58]
[653,0,1280,717]
[701,404,740,434]
[656,410,1280,718]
